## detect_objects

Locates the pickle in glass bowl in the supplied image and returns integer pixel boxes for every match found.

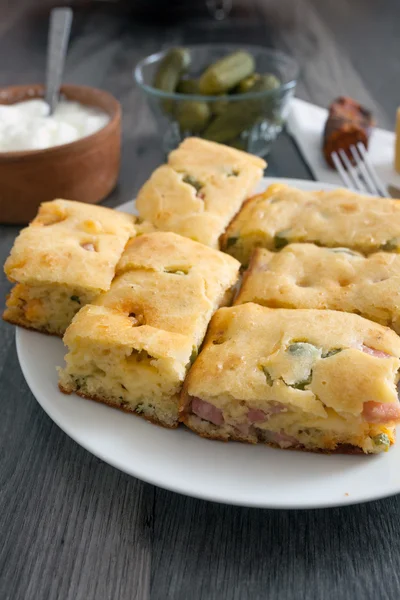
[176,78,200,94]
[176,101,211,132]
[198,50,256,94]
[153,48,191,93]
[134,44,298,156]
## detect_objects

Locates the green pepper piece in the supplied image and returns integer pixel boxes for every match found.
[274,231,290,250]
[287,342,318,356]
[262,366,273,386]
[323,348,343,358]
[329,248,361,257]
[285,342,320,390]
[290,373,312,391]
[70,295,80,304]
[226,236,238,248]
[380,238,400,252]
[189,347,198,365]
[373,433,390,451]
[182,174,203,193]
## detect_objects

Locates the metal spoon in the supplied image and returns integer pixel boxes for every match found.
[45,7,73,115]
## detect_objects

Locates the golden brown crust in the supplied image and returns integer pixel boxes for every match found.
[63,305,194,363]
[219,192,259,250]
[2,312,63,337]
[222,183,400,265]
[234,244,400,332]
[180,414,372,454]
[136,138,265,248]
[233,246,262,305]
[58,232,241,430]
[179,304,400,453]
[184,304,400,416]
[4,199,136,289]
[58,383,178,429]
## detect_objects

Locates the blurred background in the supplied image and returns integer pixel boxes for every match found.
[2,0,399,125]
[1,0,398,203]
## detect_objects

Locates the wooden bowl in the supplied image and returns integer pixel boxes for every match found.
[0,84,121,224]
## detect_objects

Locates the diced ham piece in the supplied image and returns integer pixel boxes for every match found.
[248,408,267,423]
[81,242,96,252]
[235,422,251,436]
[362,401,400,423]
[361,345,392,359]
[191,397,224,426]
[264,430,298,448]
[248,403,285,423]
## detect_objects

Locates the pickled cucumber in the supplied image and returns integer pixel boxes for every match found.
[227,137,247,151]
[246,74,281,94]
[255,74,281,92]
[211,98,229,116]
[236,73,261,93]
[176,78,200,94]
[235,72,281,95]
[176,101,211,132]
[202,70,283,142]
[199,51,255,95]
[202,100,260,143]
[153,48,191,93]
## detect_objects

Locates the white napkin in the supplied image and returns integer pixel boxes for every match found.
[287,97,400,190]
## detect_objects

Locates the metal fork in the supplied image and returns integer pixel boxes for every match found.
[331,142,390,197]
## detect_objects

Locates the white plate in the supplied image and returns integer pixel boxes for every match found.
[16,177,400,509]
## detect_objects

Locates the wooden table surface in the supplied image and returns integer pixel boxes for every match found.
[1,2,400,599]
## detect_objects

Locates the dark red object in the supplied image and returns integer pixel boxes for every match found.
[323,96,374,168]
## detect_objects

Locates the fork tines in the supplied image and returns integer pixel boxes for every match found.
[331,142,389,197]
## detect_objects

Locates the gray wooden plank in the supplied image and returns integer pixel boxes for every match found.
[151,490,400,600]
[0,307,153,600]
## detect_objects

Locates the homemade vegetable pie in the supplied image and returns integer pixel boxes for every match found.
[58,232,240,428]
[235,244,400,333]
[135,137,266,248]
[3,199,137,336]
[221,183,400,265]
[180,303,400,453]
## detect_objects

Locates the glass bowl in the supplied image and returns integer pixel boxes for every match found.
[134,44,298,157]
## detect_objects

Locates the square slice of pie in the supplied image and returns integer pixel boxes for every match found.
[235,244,400,333]
[58,232,240,427]
[3,199,137,335]
[180,303,400,453]
[135,137,266,248]
[221,183,400,265]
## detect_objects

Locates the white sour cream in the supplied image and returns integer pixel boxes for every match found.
[0,98,110,152]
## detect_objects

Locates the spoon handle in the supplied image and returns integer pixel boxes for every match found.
[45,7,73,115]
